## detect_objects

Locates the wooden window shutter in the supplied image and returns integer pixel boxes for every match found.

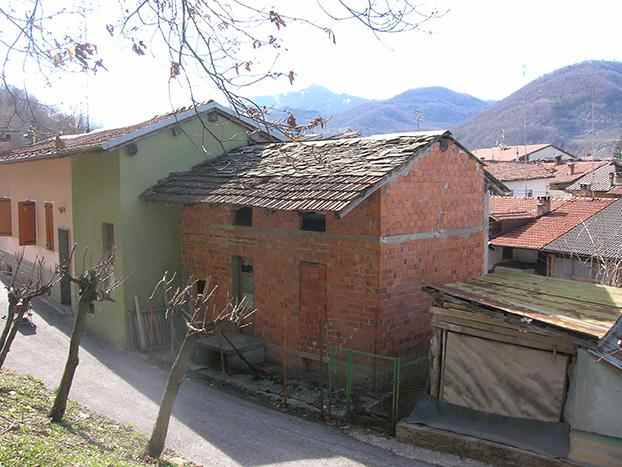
[0,198,11,236]
[45,202,54,250]
[18,201,36,246]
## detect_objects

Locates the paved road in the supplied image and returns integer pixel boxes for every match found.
[2,291,431,467]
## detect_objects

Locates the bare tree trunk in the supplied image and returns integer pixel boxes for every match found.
[49,299,90,422]
[146,332,198,459]
[0,303,16,354]
[0,304,26,369]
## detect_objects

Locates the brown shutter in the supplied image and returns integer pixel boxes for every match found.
[0,198,11,236]
[45,202,54,250]
[18,201,36,246]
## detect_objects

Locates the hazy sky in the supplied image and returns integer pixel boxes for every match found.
[10,0,622,127]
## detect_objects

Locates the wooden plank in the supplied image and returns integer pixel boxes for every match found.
[0,198,12,235]
[450,281,618,321]
[429,328,442,399]
[18,201,36,246]
[436,282,614,337]
[479,270,622,304]
[438,323,576,354]
[134,296,147,351]
[432,306,570,339]
[431,316,575,351]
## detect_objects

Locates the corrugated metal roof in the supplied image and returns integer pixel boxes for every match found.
[142,130,460,215]
[427,270,622,339]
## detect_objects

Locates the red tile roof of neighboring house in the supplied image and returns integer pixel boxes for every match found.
[473,144,551,162]
[0,101,284,164]
[484,162,554,182]
[545,161,607,186]
[608,185,622,196]
[490,198,615,250]
[490,196,566,220]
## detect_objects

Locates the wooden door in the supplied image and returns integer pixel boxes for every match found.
[298,262,327,355]
[58,228,71,306]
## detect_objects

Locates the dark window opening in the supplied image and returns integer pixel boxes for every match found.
[502,247,514,261]
[102,223,115,258]
[0,134,11,142]
[234,206,252,226]
[232,256,254,308]
[196,279,206,295]
[301,212,326,232]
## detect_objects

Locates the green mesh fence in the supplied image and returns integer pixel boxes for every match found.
[326,347,428,434]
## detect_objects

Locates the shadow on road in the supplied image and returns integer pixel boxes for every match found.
[2,291,420,467]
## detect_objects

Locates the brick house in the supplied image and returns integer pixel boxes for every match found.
[144,131,497,364]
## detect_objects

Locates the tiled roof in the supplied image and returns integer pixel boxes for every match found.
[143,131,467,215]
[0,101,283,164]
[473,144,551,162]
[490,198,614,250]
[566,162,615,192]
[545,161,607,186]
[0,123,151,163]
[544,197,622,259]
[490,196,566,220]
[490,197,541,219]
[484,162,554,182]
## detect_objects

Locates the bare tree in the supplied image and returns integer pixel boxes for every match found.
[145,272,254,459]
[0,251,63,368]
[49,251,122,422]
[0,1,444,135]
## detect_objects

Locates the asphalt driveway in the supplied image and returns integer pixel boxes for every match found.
[2,289,433,467]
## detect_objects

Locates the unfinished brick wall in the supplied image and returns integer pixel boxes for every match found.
[378,140,486,355]
[180,138,486,364]
[182,194,383,364]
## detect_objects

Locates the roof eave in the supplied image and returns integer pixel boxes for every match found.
[102,101,287,151]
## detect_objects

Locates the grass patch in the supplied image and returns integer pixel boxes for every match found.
[0,369,189,467]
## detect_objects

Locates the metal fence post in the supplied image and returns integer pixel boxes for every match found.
[346,349,353,418]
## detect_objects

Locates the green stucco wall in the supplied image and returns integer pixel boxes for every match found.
[72,114,251,348]
[71,150,126,347]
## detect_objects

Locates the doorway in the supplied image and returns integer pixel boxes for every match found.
[298,262,327,356]
[58,228,71,306]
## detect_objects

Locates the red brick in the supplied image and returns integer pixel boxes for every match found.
[180,140,486,364]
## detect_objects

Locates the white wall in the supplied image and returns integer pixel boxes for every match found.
[504,178,551,197]
[549,256,595,282]
[565,349,622,438]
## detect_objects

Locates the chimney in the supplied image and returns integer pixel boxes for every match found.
[614,161,622,186]
[536,196,551,217]
[555,155,562,166]
[568,162,575,175]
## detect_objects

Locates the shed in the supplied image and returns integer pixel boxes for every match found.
[398,270,622,467]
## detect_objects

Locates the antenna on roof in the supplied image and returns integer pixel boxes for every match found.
[521,64,528,164]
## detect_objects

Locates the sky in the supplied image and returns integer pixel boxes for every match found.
[5,0,622,127]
